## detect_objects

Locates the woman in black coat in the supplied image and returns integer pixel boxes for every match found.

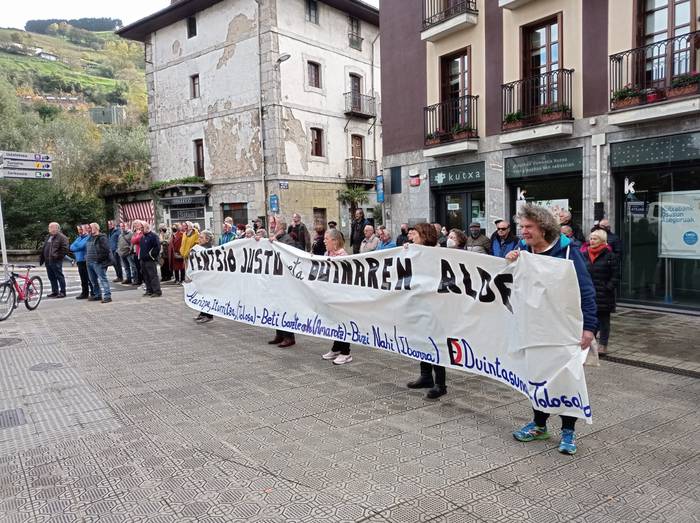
[581,229,619,354]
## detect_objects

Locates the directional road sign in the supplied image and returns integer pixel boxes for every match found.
[1,158,52,170]
[0,169,53,179]
[0,151,53,162]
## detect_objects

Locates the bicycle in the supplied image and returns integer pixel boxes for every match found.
[0,265,44,321]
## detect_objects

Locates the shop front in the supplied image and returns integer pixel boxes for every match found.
[505,148,584,228]
[160,195,209,231]
[611,132,700,311]
[430,161,486,231]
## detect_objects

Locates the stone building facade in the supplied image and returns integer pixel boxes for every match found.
[381,0,700,311]
[118,0,381,234]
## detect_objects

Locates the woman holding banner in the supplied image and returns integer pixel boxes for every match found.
[506,203,597,455]
[320,229,353,365]
[405,223,448,399]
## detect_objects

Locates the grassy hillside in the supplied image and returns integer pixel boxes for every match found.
[0,27,144,106]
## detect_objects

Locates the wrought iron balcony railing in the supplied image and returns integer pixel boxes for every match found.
[424,94,479,146]
[346,158,376,183]
[344,92,376,118]
[423,0,478,30]
[501,68,574,132]
[609,30,700,111]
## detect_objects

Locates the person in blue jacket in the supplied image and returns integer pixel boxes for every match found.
[107,220,122,282]
[490,218,519,258]
[506,203,597,455]
[70,224,94,299]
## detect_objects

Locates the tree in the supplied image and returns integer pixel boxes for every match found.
[337,184,370,218]
[33,102,62,122]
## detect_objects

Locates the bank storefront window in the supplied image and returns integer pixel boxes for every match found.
[611,132,700,310]
[430,162,486,232]
[505,148,583,227]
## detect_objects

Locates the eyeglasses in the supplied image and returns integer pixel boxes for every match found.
[497,227,510,231]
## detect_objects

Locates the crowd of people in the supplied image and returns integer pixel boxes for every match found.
[39,204,618,455]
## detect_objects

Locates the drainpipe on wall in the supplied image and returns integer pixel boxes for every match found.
[370,30,380,223]
[254,0,268,222]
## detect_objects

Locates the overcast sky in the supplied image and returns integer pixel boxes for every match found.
[3,0,380,31]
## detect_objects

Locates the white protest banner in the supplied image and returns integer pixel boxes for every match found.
[659,190,700,259]
[184,240,592,422]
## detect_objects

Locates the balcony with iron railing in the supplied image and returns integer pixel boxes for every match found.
[500,68,574,143]
[608,31,700,125]
[423,94,478,157]
[344,92,376,119]
[346,158,377,183]
[421,0,478,42]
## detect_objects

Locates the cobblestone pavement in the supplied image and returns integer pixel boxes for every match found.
[0,285,698,522]
[608,309,700,374]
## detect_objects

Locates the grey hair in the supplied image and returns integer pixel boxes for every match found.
[200,230,214,242]
[517,203,560,243]
[589,229,608,243]
[325,228,345,249]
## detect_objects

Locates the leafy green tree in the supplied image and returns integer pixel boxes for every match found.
[337,184,370,218]
[33,102,62,122]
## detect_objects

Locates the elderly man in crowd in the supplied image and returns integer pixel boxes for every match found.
[360,224,380,253]
[40,222,69,298]
[377,225,397,250]
[107,219,122,282]
[490,219,518,258]
[86,223,113,303]
[140,222,162,298]
[465,222,491,254]
[288,213,311,252]
[219,222,235,245]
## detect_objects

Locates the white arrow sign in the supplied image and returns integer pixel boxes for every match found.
[0,151,52,162]
[0,169,53,179]
[1,158,52,170]
[624,177,636,195]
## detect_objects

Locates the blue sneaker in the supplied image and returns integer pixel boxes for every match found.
[558,429,577,455]
[513,422,550,442]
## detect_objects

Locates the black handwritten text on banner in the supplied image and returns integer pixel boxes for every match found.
[184,240,592,421]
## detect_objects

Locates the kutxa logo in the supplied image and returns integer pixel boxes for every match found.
[447,337,471,367]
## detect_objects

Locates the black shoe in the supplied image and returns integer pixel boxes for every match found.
[131,281,141,286]
[122,280,133,285]
[150,292,162,297]
[407,377,434,389]
[268,335,284,345]
[112,278,121,283]
[56,293,66,298]
[425,386,447,399]
[101,297,112,303]
[88,296,101,302]
[76,294,88,300]
[143,292,152,296]
[197,316,213,324]
[47,293,58,298]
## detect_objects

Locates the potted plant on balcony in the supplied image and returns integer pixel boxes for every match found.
[644,87,665,104]
[451,122,477,140]
[425,131,442,146]
[538,104,571,123]
[611,84,643,110]
[667,72,700,98]
[502,111,524,131]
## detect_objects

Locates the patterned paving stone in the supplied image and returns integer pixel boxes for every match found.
[0,291,698,521]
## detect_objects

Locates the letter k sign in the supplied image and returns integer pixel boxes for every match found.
[516,187,527,201]
[624,178,636,195]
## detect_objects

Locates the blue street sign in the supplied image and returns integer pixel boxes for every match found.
[269,194,279,213]
[376,175,384,203]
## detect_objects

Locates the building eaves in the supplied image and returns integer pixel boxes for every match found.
[117,0,379,42]
[116,0,225,42]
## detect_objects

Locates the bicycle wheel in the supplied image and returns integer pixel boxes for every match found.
[24,276,43,310]
[0,282,16,321]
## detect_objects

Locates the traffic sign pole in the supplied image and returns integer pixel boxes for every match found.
[0,195,7,277]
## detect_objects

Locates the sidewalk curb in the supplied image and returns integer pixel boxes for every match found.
[600,354,700,379]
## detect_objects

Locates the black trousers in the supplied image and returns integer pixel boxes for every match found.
[276,329,295,341]
[419,362,446,387]
[597,311,611,345]
[332,340,350,355]
[141,260,161,294]
[533,409,577,431]
[174,268,185,283]
[76,261,94,296]
[111,250,123,280]
[160,256,172,281]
